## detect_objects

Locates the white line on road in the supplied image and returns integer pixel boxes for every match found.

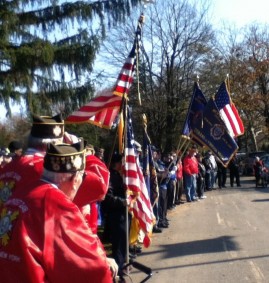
[232,200,241,212]
[248,260,264,282]
[216,211,225,225]
[246,220,257,231]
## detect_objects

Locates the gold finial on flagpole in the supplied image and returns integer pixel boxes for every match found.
[226,73,230,94]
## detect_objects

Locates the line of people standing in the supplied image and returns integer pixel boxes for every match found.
[150,144,243,233]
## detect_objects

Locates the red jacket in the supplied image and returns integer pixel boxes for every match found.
[0,180,112,283]
[73,155,110,234]
[0,153,109,235]
[176,161,183,179]
[183,155,199,176]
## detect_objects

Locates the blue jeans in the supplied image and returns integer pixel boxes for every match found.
[210,170,217,189]
[184,174,197,201]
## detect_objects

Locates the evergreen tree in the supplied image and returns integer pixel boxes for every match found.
[0,0,142,118]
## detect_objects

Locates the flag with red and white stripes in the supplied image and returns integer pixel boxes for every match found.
[65,89,122,128]
[123,106,154,248]
[65,14,144,128]
[215,81,244,137]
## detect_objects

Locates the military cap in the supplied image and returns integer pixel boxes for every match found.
[30,114,64,139]
[44,140,86,173]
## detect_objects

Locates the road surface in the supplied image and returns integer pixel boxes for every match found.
[128,176,269,283]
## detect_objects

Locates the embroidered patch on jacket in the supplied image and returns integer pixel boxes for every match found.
[0,207,19,246]
[0,181,16,205]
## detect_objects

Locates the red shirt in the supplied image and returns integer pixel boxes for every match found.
[183,155,199,176]
[0,180,112,283]
[176,161,183,179]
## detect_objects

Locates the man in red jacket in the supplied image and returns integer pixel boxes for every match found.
[183,144,199,202]
[0,140,117,283]
[0,115,110,236]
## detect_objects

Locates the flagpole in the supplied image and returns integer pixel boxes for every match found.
[137,14,145,106]
[121,101,131,274]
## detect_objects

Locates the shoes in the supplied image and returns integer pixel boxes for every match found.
[231,184,233,187]
[129,245,142,254]
[163,220,169,226]
[200,195,207,199]
[129,253,137,259]
[192,197,200,202]
[153,226,162,233]
[222,185,226,188]
[237,185,241,187]
[168,206,176,210]
[159,222,169,228]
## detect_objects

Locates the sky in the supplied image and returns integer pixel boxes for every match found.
[1,0,269,121]
[211,0,269,27]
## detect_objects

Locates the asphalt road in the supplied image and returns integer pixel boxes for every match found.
[127,176,269,283]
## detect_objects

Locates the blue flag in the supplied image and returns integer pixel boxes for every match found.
[182,82,207,136]
[142,124,158,204]
[191,98,238,166]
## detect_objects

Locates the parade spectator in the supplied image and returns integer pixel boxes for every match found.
[196,153,207,199]
[216,158,227,189]
[0,147,13,169]
[101,153,131,280]
[253,156,265,187]
[202,151,213,191]
[228,153,241,187]
[0,140,118,283]
[156,152,170,228]
[151,146,163,233]
[94,146,105,161]
[175,151,184,205]
[165,152,177,210]
[209,151,218,190]
[183,144,199,202]
[8,140,23,158]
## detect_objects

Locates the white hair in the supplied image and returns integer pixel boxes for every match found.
[27,135,63,151]
[42,168,74,185]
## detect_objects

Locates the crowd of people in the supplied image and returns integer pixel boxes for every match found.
[0,114,118,283]
[149,144,243,234]
[0,114,247,283]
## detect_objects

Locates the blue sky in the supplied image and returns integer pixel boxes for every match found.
[1,0,269,121]
[211,0,269,27]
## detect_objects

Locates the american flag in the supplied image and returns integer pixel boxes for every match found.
[123,107,154,247]
[113,14,144,96]
[65,14,144,128]
[215,81,244,137]
[65,89,122,128]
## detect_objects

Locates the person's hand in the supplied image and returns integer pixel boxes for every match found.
[107,257,118,279]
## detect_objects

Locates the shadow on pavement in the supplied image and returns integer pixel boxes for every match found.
[140,235,239,259]
[252,198,269,202]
